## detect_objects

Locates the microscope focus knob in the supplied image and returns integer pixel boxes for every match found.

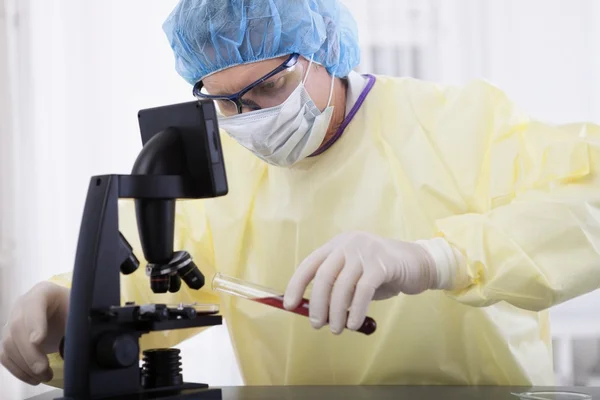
[96,332,139,369]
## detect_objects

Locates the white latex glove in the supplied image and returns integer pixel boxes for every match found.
[283,232,462,334]
[0,282,69,385]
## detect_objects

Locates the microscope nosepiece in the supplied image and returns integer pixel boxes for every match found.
[146,251,205,293]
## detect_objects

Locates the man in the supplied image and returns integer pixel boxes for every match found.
[2,0,600,388]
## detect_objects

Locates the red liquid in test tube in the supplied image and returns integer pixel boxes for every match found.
[212,273,377,336]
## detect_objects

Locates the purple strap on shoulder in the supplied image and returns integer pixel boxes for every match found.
[310,74,377,157]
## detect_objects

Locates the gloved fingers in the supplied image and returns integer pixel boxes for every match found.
[2,335,41,385]
[329,259,363,334]
[24,292,49,346]
[7,304,51,379]
[0,348,40,386]
[12,327,51,382]
[346,274,379,331]
[308,251,345,330]
[284,242,333,310]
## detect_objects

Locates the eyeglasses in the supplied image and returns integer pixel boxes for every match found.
[193,53,302,116]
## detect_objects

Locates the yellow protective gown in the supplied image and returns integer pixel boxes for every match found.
[47,76,600,388]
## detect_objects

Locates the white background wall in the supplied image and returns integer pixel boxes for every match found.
[1,0,600,398]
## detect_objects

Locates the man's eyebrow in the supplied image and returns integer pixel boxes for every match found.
[212,76,275,96]
[211,84,245,96]
[211,78,260,96]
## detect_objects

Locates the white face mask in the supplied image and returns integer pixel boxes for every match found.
[218,59,335,167]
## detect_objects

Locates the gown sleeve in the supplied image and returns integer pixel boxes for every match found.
[430,80,600,312]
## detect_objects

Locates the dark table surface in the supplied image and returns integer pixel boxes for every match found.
[28,386,599,400]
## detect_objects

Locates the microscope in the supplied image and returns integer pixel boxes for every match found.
[55,100,228,399]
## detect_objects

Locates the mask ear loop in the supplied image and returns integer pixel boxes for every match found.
[303,55,315,84]
[325,70,335,108]
[303,55,336,109]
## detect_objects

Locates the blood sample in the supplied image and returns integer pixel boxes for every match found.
[212,273,377,336]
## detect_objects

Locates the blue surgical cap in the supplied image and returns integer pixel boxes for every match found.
[162,0,361,85]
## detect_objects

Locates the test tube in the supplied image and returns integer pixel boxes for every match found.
[211,273,377,336]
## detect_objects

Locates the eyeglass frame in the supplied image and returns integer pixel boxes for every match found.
[192,53,301,115]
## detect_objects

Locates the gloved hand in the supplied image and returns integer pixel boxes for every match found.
[0,282,70,385]
[283,232,461,334]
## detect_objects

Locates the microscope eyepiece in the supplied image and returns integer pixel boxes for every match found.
[119,233,140,275]
[121,253,140,275]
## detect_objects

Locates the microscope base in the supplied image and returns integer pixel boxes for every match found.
[55,383,222,400]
